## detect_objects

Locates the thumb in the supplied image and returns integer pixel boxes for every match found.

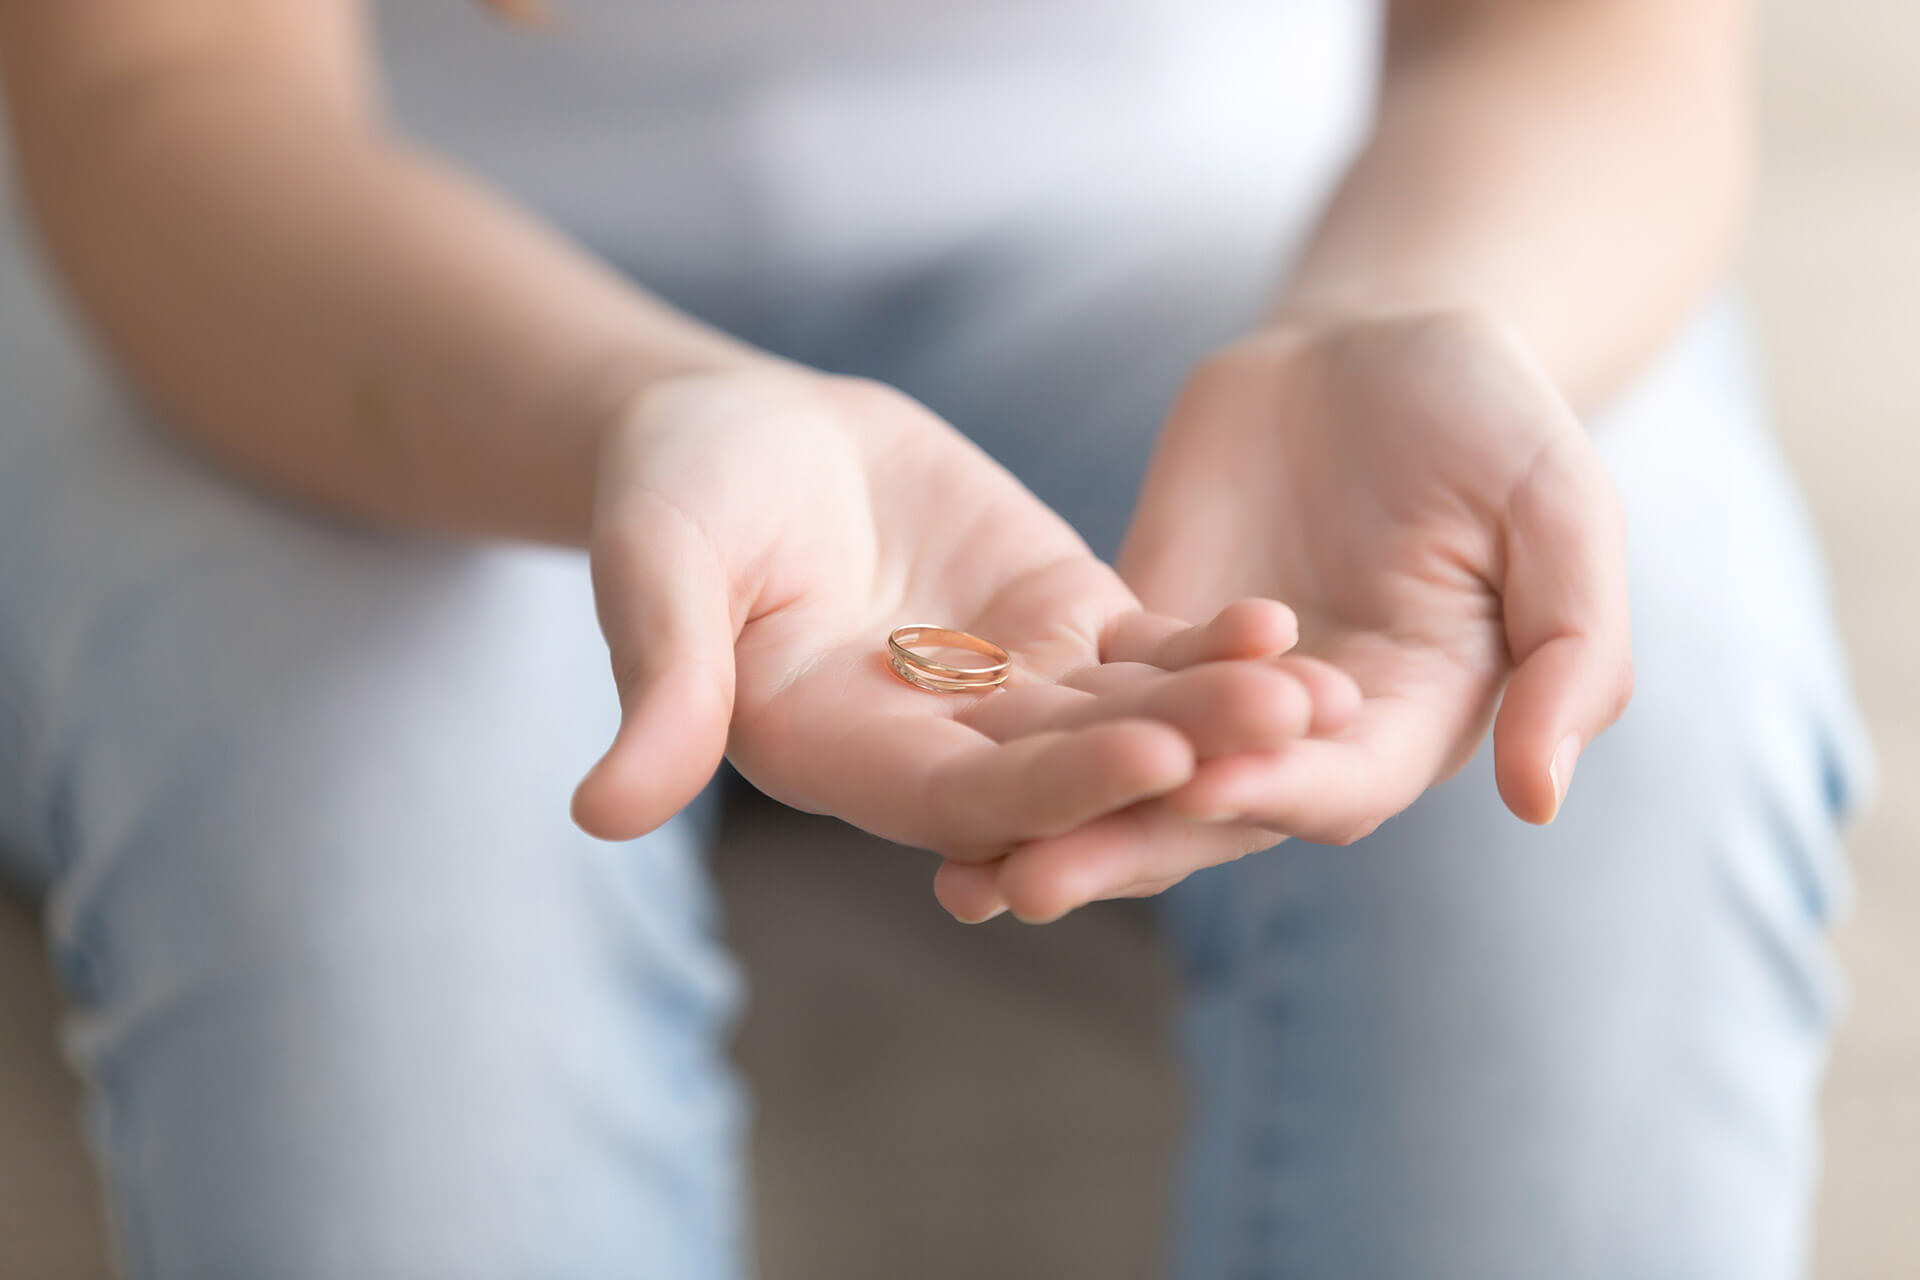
[1493,433,1634,825]
[572,495,737,841]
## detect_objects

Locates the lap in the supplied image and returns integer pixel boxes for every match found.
[0,236,741,1278]
[771,243,1872,1270]
[1161,302,1871,1279]
[797,237,1871,1275]
[1,195,1874,1277]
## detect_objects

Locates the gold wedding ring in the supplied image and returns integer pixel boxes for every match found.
[885,625,1012,694]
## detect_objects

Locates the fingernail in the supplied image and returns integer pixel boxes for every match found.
[1546,734,1582,821]
[960,905,1008,925]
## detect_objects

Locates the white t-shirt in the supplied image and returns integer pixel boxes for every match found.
[372,0,1380,276]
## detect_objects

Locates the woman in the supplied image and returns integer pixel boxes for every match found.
[0,1,1869,1276]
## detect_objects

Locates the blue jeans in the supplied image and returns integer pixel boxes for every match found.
[0,206,1871,1277]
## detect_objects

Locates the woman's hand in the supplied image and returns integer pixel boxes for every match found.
[572,368,1358,876]
[1132,307,1634,830]
[933,308,1631,920]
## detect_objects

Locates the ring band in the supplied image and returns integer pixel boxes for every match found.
[886,625,1011,694]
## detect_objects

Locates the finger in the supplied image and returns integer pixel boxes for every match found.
[1049,654,1361,745]
[573,497,736,842]
[1100,598,1299,669]
[932,858,1009,924]
[1060,653,1358,728]
[1273,656,1364,735]
[952,680,1096,742]
[934,851,1204,927]
[812,715,1197,856]
[1494,434,1633,824]
[930,720,1198,855]
[967,660,1317,759]
[1162,696,1457,843]
[995,808,1281,924]
[1105,871,1196,899]
[933,825,1244,924]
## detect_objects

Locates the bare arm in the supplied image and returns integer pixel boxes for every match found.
[1284,0,1752,407]
[944,2,1738,915]
[1,1,1347,877]
[0,0,766,544]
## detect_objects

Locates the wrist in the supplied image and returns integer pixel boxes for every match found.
[1256,296,1547,394]
[1265,290,1505,341]
[572,347,799,544]
[586,355,854,543]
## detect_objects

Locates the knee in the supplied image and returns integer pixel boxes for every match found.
[44,524,736,1051]
[113,961,745,1278]
[74,788,742,1278]
[40,529,656,959]
[33,526,746,1278]
[64,735,738,1279]
[50,522,625,865]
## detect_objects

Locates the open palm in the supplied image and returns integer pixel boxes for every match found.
[572,369,1353,870]
[1119,310,1634,847]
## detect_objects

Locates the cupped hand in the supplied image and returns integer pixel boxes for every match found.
[935,307,1631,920]
[570,367,1357,877]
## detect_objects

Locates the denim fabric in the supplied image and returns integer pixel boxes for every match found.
[1155,303,1872,1280]
[803,224,1872,1278]
[0,8,1873,1272]
[0,224,744,1278]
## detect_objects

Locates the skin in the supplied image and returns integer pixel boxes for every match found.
[936,311,1632,921]
[0,0,1354,877]
[576,368,1364,858]
[0,0,1745,923]
[932,0,1749,922]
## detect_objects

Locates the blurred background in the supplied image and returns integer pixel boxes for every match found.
[1,1,1914,1275]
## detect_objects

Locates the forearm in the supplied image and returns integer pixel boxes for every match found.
[1282,0,1752,408]
[7,63,766,545]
